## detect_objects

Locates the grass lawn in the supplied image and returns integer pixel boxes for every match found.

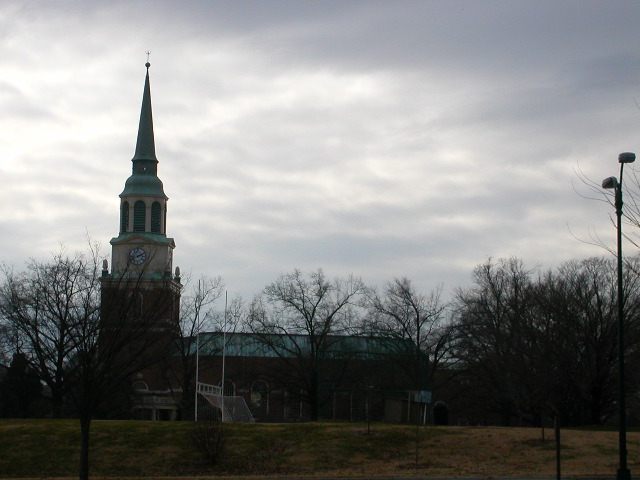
[0,418,638,478]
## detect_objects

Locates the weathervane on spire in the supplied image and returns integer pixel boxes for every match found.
[145,50,151,69]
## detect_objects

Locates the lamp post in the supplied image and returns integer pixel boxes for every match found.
[602,151,636,480]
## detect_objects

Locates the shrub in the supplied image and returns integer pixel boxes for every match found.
[190,418,227,466]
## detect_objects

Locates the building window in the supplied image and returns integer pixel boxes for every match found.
[132,381,148,391]
[120,201,129,233]
[151,202,162,233]
[251,381,269,419]
[133,201,146,232]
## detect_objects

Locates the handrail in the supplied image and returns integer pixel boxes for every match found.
[196,381,223,396]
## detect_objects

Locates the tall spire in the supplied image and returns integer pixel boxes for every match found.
[132,61,157,163]
[120,60,165,197]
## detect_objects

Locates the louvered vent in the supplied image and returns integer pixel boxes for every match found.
[133,201,146,232]
[120,201,129,233]
[151,201,161,233]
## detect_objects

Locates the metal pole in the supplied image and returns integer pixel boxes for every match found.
[221,291,228,422]
[602,153,635,480]
[554,415,561,480]
[194,280,201,422]
[616,163,630,480]
[195,333,199,421]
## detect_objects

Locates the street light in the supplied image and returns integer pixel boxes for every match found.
[602,151,636,480]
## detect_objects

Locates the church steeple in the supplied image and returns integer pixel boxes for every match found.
[108,60,177,279]
[100,59,182,418]
[120,61,166,198]
[132,62,157,165]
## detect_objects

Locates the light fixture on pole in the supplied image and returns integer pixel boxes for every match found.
[602,151,636,480]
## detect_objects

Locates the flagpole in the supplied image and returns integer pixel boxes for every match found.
[221,291,228,422]
[194,280,201,422]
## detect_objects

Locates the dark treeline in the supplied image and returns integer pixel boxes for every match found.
[449,256,640,427]
[1,251,640,429]
[0,247,185,480]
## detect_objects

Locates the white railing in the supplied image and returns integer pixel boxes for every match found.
[195,381,254,423]
[197,381,223,396]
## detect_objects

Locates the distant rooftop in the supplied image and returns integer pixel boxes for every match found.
[185,331,422,360]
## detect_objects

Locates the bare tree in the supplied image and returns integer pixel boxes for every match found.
[452,256,640,427]
[576,161,640,254]
[0,245,179,480]
[248,269,365,420]
[535,257,640,425]
[452,257,539,425]
[0,249,96,418]
[576,160,640,425]
[364,277,453,394]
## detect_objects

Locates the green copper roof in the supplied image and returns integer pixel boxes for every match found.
[132,63,157,163]
[120,173,166,197]
[120,63,167,198]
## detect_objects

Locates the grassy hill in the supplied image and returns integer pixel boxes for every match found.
[1,419,638,478]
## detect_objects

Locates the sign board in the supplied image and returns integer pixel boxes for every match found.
[413,390,432,404]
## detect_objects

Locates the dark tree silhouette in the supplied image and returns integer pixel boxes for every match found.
[0,245,179,480]
[451,256,640,426]
[248,269,365,420]
[364,277,454,394]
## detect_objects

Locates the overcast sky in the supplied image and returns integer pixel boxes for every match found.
[2,1,640,301]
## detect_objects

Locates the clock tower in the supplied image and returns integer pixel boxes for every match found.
[108,61,177,279]
[100,62,182,418]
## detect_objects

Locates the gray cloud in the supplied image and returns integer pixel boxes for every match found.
[0,0,637,302]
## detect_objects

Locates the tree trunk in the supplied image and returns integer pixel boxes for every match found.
[79,415,92,480]
[51,391,64,419]
[310,367,320,421]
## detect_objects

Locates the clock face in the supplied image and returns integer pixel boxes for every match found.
[129,247,147,265]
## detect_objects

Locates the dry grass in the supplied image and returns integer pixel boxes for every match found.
[222,424,637,478]
[1,419,638,478]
